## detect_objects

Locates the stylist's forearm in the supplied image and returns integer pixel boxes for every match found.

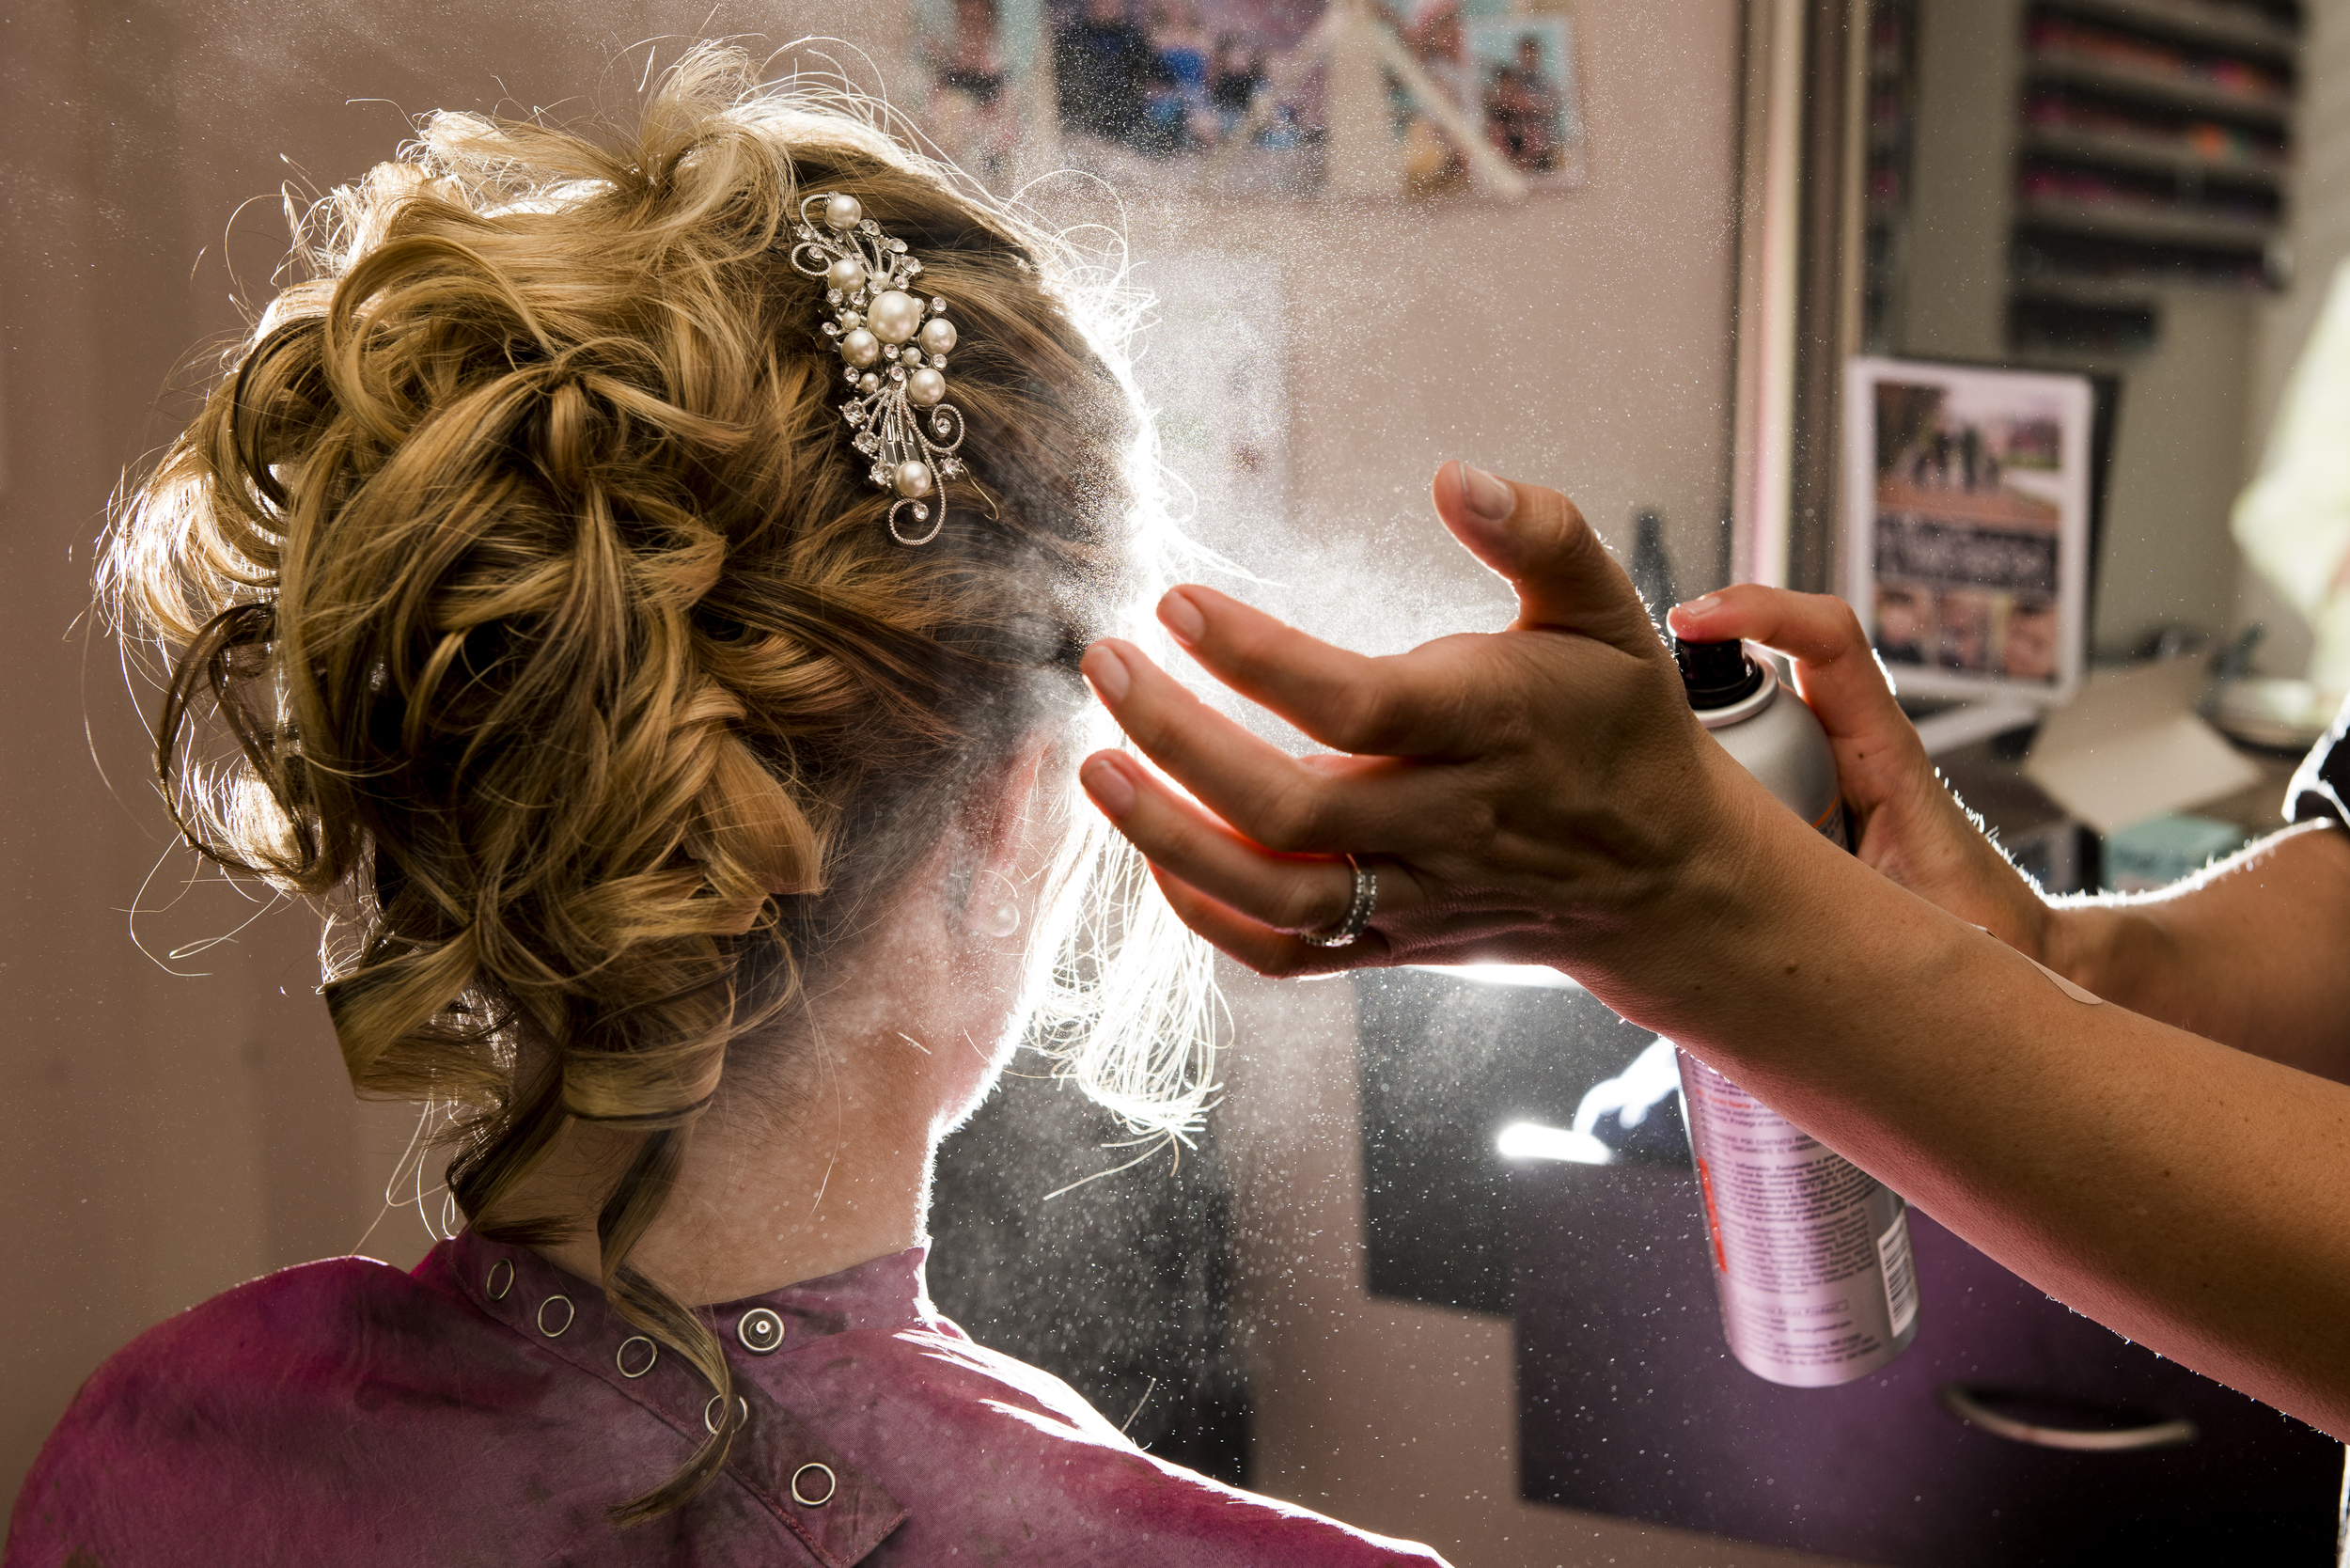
[2035,822,2350,1078]
[1656,799,2350,1437]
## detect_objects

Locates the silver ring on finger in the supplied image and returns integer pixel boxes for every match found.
[1299,855,1378,949]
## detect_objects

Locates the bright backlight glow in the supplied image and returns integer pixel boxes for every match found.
[1496,1121,1615,1165]
[1410,964,1580,990]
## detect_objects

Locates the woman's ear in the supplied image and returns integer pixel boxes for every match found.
[950,733,1059,939]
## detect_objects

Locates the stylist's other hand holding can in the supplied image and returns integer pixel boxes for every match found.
[1666,586,2051,961]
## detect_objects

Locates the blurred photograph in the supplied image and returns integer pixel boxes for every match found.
[1046,0,1323,186]
[1381,2,1581,192]
[1843,360,2095,701]
[1467,16,1584,184]
[917,0,1033,184]
[920,0,1581,197]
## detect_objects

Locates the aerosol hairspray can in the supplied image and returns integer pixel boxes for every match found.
[1670,636,1921,1387]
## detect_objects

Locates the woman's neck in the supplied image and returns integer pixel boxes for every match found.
[510,895,1020,1305]
[522,1049,937,1305]
[504,777,1048,1306]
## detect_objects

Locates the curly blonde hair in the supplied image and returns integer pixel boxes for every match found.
[103,46,1214,1522]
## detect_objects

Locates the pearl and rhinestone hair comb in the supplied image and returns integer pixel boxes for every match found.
[789,194,966,545]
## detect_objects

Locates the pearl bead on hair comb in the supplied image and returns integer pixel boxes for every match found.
[789,194,966,545]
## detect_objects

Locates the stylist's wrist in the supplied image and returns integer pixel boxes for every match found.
[1881,764,2060,960]
[1567,734,1849,1021]
[2033,901,2149,1007]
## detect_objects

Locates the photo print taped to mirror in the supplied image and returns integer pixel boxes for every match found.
[1842,358,2095,707]
[910,0,1585,198]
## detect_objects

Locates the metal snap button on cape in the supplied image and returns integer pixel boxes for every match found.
[791,1462,838,1507]
[737,1307,786,1354]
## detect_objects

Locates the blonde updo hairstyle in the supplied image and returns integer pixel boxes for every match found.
[105,47,1213,1522]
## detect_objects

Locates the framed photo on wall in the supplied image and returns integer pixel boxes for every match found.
[910,0,1054,189]
[907,0,1585,197]
[1463,14,1586,187]
[1842,357,2094,706]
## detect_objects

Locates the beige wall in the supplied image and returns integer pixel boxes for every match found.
[1160,0,1747,640]
[2,0,1773,1560]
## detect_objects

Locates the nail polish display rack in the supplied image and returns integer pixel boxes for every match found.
[2010,0,2301,353]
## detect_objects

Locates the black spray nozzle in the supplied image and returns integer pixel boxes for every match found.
[1672,635,1765,711]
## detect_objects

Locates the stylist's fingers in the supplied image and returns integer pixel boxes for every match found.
[1157,585,1482,759]
[1082,638,1374,854]
[1145,865,1387,979]
[1429,461,1659,656]
[1668,584,1897,727]
[1670,585,2047,949]
[1668,585,1924,807]
[1075,748,1422,935]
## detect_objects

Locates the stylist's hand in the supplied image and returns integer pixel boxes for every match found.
[1668,587,2052,960]
[1075,462,1786,993]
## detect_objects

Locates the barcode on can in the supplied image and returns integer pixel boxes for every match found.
[1876,1213,1919,1339]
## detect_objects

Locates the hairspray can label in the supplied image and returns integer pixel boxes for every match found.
[1678,1051,1919,1385]
[1674,642,1920,1386]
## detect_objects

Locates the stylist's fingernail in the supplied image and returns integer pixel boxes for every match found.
[1669,594,1722,626]
[1081,642,1131,704]
[1080,756,1136,818]
[1459,463,1516,524]
[1159,589,1206,648]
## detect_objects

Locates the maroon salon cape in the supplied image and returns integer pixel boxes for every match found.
[8,1230,1443,1567]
